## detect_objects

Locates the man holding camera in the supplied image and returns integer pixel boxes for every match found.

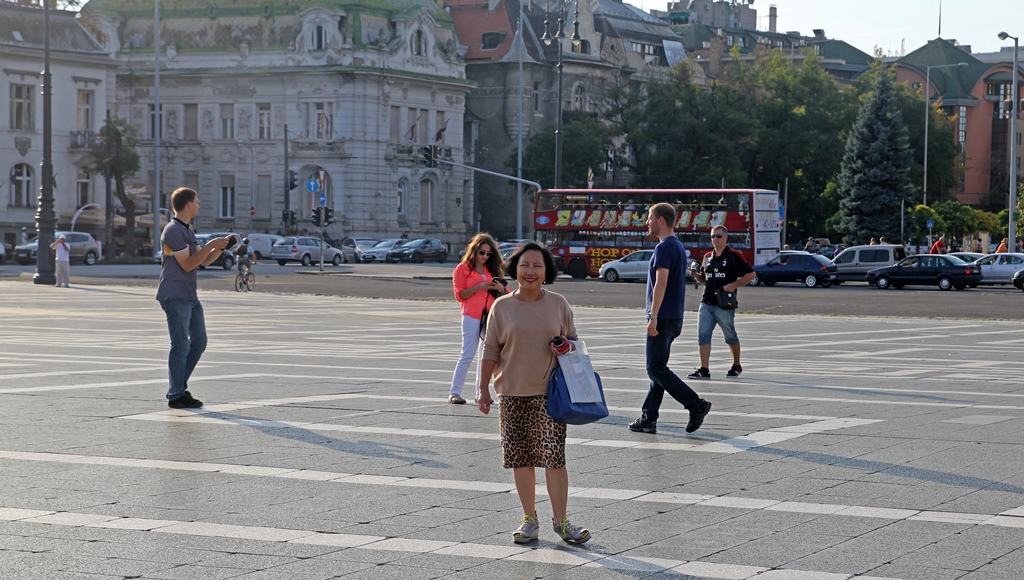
[156,187,233,409]
[689,225,756,380]
[628,203,713,435]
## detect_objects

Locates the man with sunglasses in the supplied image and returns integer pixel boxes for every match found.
[689,225,756,380]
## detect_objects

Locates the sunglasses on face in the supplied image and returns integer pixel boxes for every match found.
[477,250,493,257]
[711,234,725,239]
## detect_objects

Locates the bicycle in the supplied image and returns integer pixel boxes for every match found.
[234,260,255,292]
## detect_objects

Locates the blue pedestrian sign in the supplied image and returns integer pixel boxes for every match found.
[926,219,935,229]
[319,192,327,206]
[306,179,320,193]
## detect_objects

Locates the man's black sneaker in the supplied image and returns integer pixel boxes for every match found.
[168,394,203,409]
[726,364,743,378]
[627,418,657,433]
[687,367,711,380]
[685,400,712,433]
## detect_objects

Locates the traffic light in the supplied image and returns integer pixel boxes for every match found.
[421,145,434,168]
[311,207,322,227]
[324,207,334,226]
[287,170,298,190]
[288,210,296,225]
[281,210,289,225]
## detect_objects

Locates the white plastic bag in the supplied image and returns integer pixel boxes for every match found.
[557,340,602,404]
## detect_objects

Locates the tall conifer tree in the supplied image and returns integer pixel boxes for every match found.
[835,71,914,245]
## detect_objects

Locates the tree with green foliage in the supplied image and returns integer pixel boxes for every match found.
[974,209,1003,240]
[90,117,141,257]
[834,70,915,246]
[932,200,978,240]
[911,204,944,240]
[514,113,612,189]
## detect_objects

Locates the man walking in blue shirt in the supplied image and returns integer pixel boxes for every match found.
[628,203,712,434]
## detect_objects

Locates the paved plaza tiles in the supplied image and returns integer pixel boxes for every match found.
[0,280,1022,579]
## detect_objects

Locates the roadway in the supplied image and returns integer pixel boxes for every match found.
[2,261,1022,319]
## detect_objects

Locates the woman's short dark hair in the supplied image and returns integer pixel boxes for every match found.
[504,242,557,284]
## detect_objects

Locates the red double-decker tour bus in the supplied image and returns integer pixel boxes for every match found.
[533,189,782,278]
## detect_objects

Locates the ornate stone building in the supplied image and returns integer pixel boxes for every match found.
[80,0,475,247]
[0,2,116,251]
[449,0,688,239]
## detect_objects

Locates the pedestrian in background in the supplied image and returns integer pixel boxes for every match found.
[477,243,591,545]
[930,235,946,254]
[869,238,878,245]
[20,227,29,245]
[156,187,232,409]
[996,238,1009,253]
[448,233,506,404]
[628,202,712,435]
[49,234,71,288]
[690,225,757,380]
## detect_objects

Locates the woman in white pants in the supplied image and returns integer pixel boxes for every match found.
[449,233,507,404]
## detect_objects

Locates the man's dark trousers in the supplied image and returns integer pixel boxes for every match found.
[641,317,700,422]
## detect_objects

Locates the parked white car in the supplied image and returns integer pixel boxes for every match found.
[599,250,654,282]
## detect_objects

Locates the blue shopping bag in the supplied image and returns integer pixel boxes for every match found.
[546,341,608,425]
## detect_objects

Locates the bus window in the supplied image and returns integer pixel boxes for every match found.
[537,193,562,212]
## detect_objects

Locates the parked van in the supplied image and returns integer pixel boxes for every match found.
[832,244,908,283]
[242,233,282,259]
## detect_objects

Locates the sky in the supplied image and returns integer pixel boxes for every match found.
[625,0,1021,58]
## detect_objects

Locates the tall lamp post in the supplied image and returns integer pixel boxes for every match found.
[34,0,56,285]
[922,62,967,206]
[542,2,579,189]
[999,31,1019,253]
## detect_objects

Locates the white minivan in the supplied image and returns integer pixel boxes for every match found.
[242,233,282,259]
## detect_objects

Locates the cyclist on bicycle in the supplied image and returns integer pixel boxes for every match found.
[236,238,255,274]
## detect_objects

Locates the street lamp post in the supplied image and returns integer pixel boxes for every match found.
[999,32,1019,252]
[34,0,56,285]
[542,2,579,189]
[922,62,967,206]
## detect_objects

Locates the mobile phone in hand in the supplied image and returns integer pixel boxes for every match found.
[223,235,238,250]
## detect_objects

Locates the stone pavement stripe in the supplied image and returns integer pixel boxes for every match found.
[0,365,166,381]
[0,449,1012,530]
[0,373,265,394]
[120,406,881,455]
[0,504,912,580]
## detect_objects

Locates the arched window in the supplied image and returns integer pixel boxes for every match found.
[11,164,33,207]
[418,178,434,223]
[312,25,326,51]
[572,85,588,112]
[412,30,425,56]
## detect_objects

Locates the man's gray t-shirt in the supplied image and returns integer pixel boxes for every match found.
[156,219,198,302]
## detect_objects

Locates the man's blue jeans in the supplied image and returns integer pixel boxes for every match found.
[160,299,207,400]
[641,317,699,422]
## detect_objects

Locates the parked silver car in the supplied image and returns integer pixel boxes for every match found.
[271,236,343,266]
[340,237,378,263]
[359,239,404,262]
[15,231,102,265]
[974,253,1024,285]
